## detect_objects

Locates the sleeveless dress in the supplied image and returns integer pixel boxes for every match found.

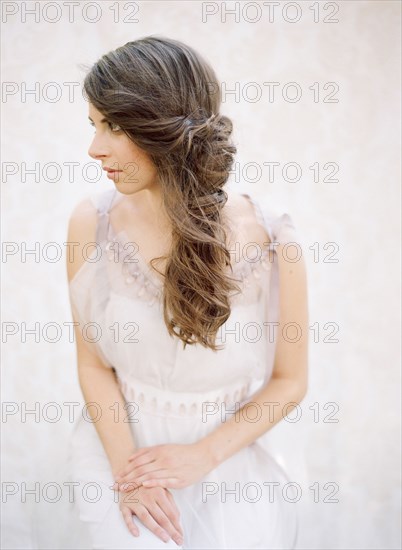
[67,188,301,550]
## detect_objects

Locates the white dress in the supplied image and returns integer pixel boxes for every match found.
[67,188,300,549]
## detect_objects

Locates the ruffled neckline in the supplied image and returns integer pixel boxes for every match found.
[69,189,277,307]
[106,220,274,302]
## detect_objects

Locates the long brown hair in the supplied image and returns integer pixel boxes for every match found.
[83,35,241,351]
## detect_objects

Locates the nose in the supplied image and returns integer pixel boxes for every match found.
[88,133,110,160]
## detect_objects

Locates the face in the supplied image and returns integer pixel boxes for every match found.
[87,103,160,195]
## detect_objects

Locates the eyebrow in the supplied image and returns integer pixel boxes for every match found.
[88,116,108,123]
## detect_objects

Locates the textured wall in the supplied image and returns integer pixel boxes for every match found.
[2,1,400,549]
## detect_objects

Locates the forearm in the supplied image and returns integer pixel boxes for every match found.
[78,366,137,477]
[200,377,307,467]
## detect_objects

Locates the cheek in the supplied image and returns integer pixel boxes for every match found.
[128,147,157,175]
[123,141,147,169]
[119,135,157,180]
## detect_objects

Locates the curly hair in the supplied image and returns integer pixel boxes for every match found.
[82,35,242,351]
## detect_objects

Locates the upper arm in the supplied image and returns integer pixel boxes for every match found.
[66,197,98,282]
[271,230,309,396]
[66,197,109,371]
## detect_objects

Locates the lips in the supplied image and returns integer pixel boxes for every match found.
[103,167,122,173]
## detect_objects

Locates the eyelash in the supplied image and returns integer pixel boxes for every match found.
[89,121,121,133]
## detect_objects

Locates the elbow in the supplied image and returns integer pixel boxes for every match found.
[283,376,309,404]
[297,382,308,403]
[298,370,309,402]
[295,370,308,403]
[270,374,308,404]
[294,362,309,402]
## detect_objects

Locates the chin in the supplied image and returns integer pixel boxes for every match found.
[113,185,133,194]
[112,183,143,195]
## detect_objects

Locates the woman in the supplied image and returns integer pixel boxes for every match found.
[66,35,309,549]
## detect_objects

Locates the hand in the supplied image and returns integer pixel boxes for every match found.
[118,483,184,545]
[113,442,216,490]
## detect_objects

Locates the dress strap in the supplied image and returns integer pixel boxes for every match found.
[89,188,118,244]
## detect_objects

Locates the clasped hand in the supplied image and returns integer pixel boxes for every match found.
[113,442,215,491]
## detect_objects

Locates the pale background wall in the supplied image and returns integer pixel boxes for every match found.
[1,1,400,549]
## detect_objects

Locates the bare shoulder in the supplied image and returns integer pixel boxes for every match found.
[66,196,98,283]
[224,189,269,224]
[224,189,252,217]
[223,189,271,247]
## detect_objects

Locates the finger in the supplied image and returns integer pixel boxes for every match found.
[117,480,142,493]
[117,461,160,485]
[165,490,182,518]
[120,506,140,537]
[134,506,171,543]
[159,492,184,538]
[120,469,169,490]
[150,503,184,546]
[142,478,179,489]
[116,456,156,481]
[128,447,152,462]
